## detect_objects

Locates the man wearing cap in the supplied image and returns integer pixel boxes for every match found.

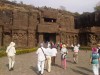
[6,42,16,71]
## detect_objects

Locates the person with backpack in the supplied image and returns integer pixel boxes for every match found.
[61,44,68,69]
[6,42,16,71]
[90,47,100,75]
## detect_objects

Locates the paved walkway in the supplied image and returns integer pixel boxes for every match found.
[0,50,93,75]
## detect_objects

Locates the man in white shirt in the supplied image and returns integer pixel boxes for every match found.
[6,42,16,71]
[36,44,46,75]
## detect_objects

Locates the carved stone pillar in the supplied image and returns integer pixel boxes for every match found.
[74,35,78,45]
[56,34,60,43]
[39,33,43,45]
[3,33,11,46]
[12,33,18,47]
[21,33,27,47]
[28,33,35,47]
[89,34,96,45]
[18,33,23,47]
[0,26,2,46]
[67,36,70,46]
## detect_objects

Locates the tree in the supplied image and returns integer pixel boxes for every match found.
[94,1,100,11]
[74,12,80,16]
[94,6,100,11]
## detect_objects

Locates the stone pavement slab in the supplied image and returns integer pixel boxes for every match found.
[0,50,93,75]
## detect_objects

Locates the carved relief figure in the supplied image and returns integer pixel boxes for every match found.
[89,34,96,45]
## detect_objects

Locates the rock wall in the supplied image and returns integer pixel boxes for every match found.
[0,1,100,47]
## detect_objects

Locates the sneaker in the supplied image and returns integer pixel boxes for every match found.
[74,61,76,64]
[9,68,12,71]
[11,68,14,70]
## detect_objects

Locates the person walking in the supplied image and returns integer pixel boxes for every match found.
[6,42,16,71]
[73,44,80,64]
[51,46,57,66]
[45,45,52,72]
[61,44,68,69]
[90,47,100,75]
[36,43,46,75]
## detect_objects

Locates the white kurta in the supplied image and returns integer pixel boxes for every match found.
[36,47,46,61]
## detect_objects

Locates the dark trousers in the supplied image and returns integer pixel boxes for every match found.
[51,56,56,65]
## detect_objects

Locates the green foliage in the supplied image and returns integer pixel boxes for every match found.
[67,47,91,51]
[0,47,6,51]
[16,48,37,55]
[0,50,6,57]
[0,48,37,57]
[94,5,100,11]
[79,47,91,51]
[74,12,80,16]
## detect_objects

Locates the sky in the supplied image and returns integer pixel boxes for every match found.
[8,0,100,14]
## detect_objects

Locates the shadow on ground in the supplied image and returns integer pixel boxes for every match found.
[30,66,38,75]
[67,60,74,64]
[52,64,63,69]
[71,68,89,75]
[77,66,92,73]
[6,64,9,69]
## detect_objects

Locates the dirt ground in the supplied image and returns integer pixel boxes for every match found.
[0,50,93,75]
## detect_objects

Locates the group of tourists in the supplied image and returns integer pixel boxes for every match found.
[36,42,57,75]
[36,41,81,75]
[5,41,100,75]
[5,41,80,75]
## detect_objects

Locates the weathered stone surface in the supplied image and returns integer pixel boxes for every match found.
[0,1,100,47]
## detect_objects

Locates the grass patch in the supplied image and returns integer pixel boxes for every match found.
[0,47,37,57]
[67,46,91,51]
[79,47,91,51]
